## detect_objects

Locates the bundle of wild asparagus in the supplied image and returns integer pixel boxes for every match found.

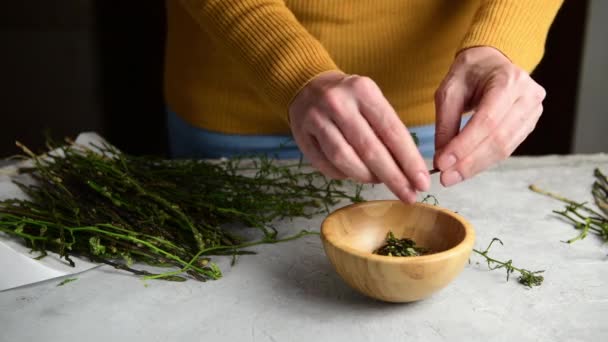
[530,168,608,243]
[0,139,363,282]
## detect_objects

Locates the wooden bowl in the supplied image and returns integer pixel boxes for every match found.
[321,200,475,303]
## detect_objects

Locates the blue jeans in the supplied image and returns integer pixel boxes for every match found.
[167,110,469,159]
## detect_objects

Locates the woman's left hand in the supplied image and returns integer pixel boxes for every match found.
[433,46,546,187]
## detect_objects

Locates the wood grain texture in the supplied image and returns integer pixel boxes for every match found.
[321,201,475,303]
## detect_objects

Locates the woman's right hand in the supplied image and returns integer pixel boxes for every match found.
[288,71,430,203]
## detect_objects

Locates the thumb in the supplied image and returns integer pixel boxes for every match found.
[433,76,469,164]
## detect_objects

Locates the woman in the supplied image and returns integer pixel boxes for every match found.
[164,0,563,203]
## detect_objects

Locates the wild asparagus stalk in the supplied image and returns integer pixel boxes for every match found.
[530,168,608,243]
[473,238,544,288]
[0,140,363,282]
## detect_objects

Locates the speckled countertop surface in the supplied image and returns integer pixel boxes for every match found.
[1,154,607,342]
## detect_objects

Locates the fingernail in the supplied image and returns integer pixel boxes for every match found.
[438,154,457,170]
[415,171,430,192]
[402,188,417,204]
[399,186,416,204]
[442,170,463,187]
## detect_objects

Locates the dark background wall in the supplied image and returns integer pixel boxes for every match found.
[0,0,589,157]
[516,0,588,155]
[0,0,167,156]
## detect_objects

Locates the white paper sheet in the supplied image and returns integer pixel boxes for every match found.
[0,132,107,291]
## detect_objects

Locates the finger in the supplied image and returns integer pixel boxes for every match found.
[309,111,378,183]
[441,102,543,187]
[348,77,430,192]
[321,87,418,203]
[291,130,347,180]
[435,78,517,172]
[358,100,429,192]
[434,76,469,156]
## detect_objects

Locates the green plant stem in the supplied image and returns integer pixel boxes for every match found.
[530,169,608,243]
[143,230,318,281]
[529,184,604,218]
[1,140,363,282]
[473,238,544,288]
[57,278,77,286]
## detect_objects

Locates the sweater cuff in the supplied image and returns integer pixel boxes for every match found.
[459,0,563,72]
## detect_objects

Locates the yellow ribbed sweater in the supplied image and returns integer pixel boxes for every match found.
[165,0,562,134]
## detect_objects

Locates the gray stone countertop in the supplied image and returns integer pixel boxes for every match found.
[1,154,607,342]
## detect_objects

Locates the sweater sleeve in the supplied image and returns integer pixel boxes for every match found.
[179,0,339,113]
[459,0,564,72]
